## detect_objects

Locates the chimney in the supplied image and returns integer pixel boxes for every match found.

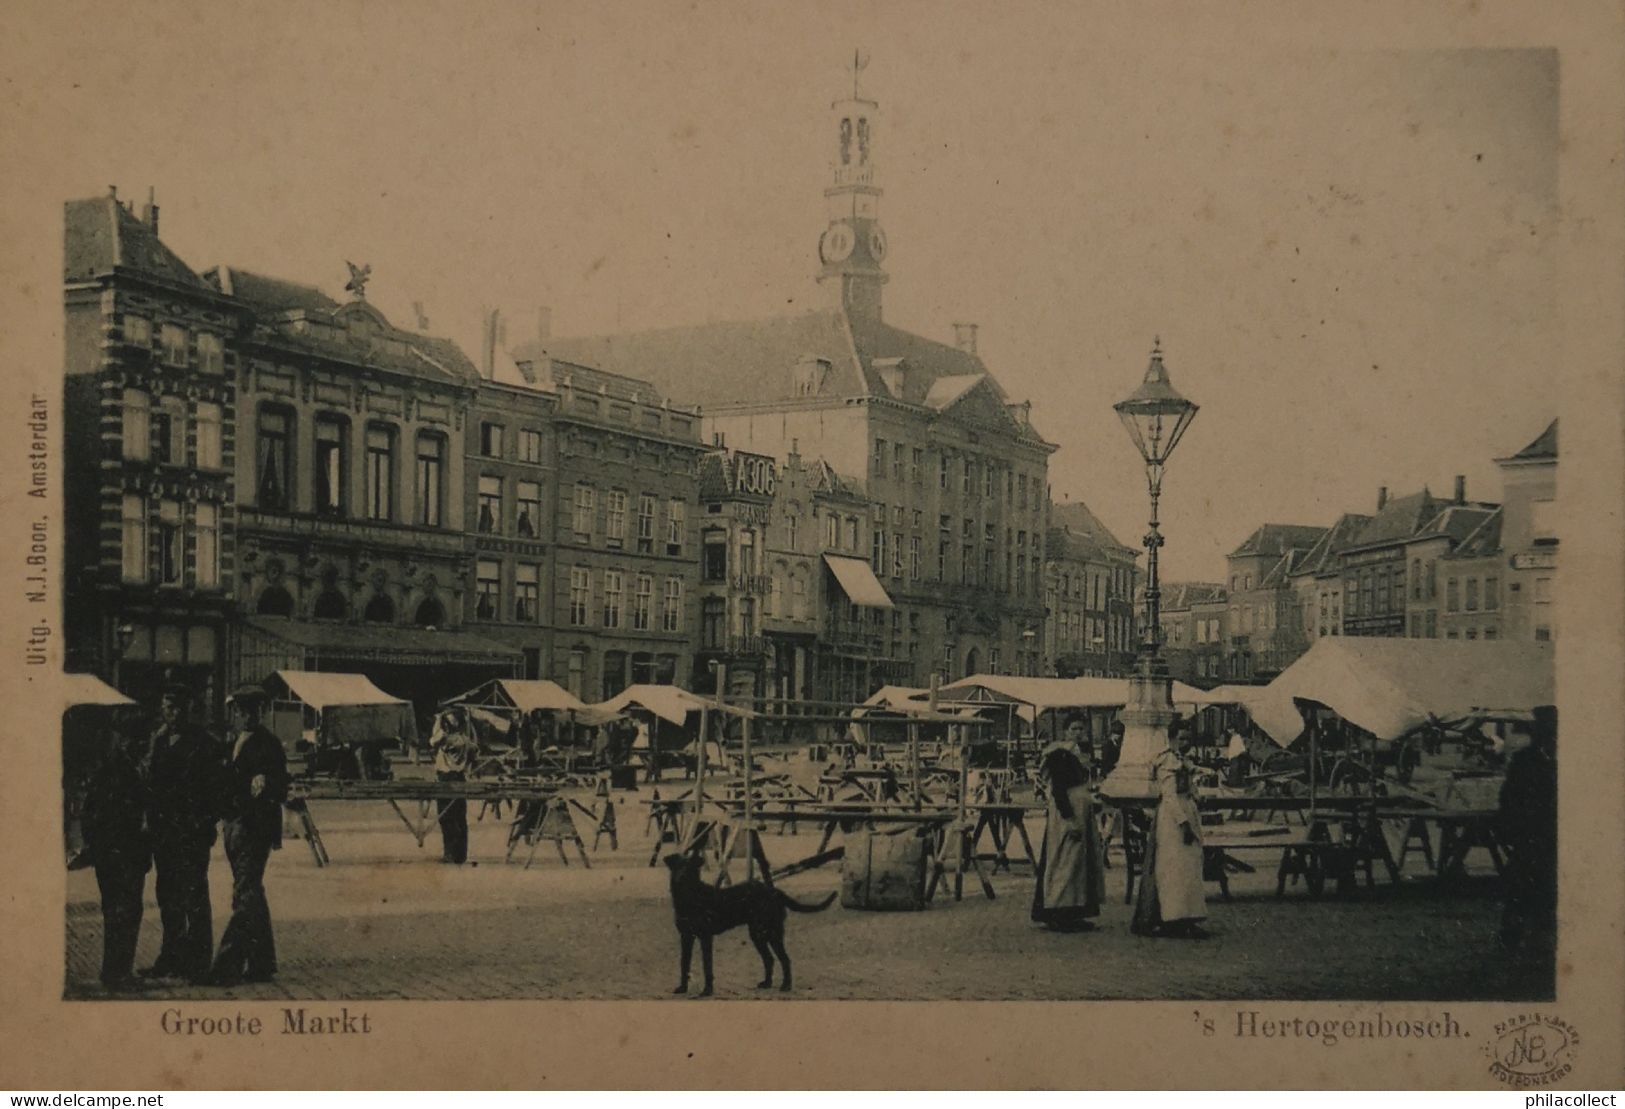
[1377,486,1388,512]
[142,187,159,236]
[536,306,552,343]
[952,322,979,354]
[479,307,500,380]
[1453,474,1466,505]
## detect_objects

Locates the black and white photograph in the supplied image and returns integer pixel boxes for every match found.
[5,0,1623,1093]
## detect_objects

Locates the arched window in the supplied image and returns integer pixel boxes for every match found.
[364,593,396,623]
[313,589,348,620]
[256,586,294,617]
[415,597,446,628]
[964,646,981,676]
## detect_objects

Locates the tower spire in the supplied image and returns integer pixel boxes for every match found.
[818,50,887,321]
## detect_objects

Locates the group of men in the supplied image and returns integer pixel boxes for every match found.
[79,679,289,992]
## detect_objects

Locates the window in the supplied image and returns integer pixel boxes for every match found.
[963,458,974,495]
[566,648,586,698]
[701,598,726,650]
[480,422,503,458]
[872,438,887,478]
[196,332,223,375]
[663,578,683,632]
[365,425,394,521]
[476,559,501,620]
[633,574,653,631]
[315,417,347,515]
[825,512,839,549]
[787,512,799,550]
[703,529,728,581]
[515,563,539,622]
[573,484,595,539]
[739,528,757,577]
[519,428,542,463]
[911,447,923,485]
[1484,626,1498,640]
[939,454,949,490]
[364,593,395,623]
[157,499,182,585]
[636,494,656,553]
[1465,578,1479,612]
[1534,577,1552,604]
[123,314,152,347]
[1017,474,1028,509]
[569,566,591,626]
[740,597,756,639]
[1446,578,1459,613]
[195,402,222,470]
[983,464,994,498]
[121,494,147,582]
[122,389,151,462]
[517,482,542,539]
[1376,571,1390,612]
[892,443,904,480]
[159,323,188,366]
[665,498,686,555]
[416,434,443,526]
[477,476,502,534]
[844,517,858,550]
[1411,558,1422,601]
[257,408,292,510]
[1465,627,1478,640]
[872,529,886,574]
[155,397,185,464]
[1531,500,1557,544]
[602,570,623,628]
[1534,626,1552,642]
[605,490,628,546]
[194,502,219,588]
[1485,576,1500,611]
[909,536,921,581]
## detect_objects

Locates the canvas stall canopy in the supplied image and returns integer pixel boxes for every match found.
[589,684,755,727]
[264,669,418,747]
[62,673,137,708]
[441,678,613,721]
[855,685,930,715]
[1247,638,1555,747]
[61,673,139,783]
[937,674,1216,716]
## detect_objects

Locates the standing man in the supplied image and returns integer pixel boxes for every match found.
[1498,706,1558,952]
[209,685,289,986]
[80,706,153,992]
[430,707,479,864]
[141,678,224,982]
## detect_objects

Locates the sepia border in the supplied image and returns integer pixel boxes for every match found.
[0,0,1620,1090]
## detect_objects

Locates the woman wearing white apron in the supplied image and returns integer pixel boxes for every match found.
[1030,717,1105,932]
[1132,725,1208,938]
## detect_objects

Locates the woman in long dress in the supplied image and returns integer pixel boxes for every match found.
[1132,724,1209,938]
[1030,716,1105,932]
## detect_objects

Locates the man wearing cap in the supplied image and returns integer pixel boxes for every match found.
[141,679,226,982]
[208,684,290,985]
[430,707,479,864]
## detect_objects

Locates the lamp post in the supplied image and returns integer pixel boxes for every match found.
[1100,338,1199,802]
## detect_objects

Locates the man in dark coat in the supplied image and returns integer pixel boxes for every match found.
[1498,706,1558,951]
[140,680,224,982]
[80,707,153,992]
[208,685,290,985]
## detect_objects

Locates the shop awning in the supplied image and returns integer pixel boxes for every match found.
[823,554,894,609]
[1250,638,1555,746]
[590,684,756,727]
[243,616,522,666]
[937,674,1217,712]
[269,670,406,709]
[61,672,136,707]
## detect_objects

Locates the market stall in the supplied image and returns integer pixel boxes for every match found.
[263,669,417,779]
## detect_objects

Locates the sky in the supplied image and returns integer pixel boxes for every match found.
[6,2,1561,581]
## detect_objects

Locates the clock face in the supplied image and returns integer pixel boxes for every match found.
[819,224,855,264]
[868,227,888,261]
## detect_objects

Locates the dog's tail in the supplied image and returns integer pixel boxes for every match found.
[780,890,838,913]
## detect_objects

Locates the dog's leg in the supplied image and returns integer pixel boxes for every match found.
[697,934,714,997]
[769,933,792,993]
[750,925,774,989]
[674,931,692,994]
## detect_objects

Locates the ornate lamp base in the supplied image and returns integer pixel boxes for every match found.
[1100,668,1177,805]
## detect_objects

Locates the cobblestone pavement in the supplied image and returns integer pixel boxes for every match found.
[64,785,1555,1002]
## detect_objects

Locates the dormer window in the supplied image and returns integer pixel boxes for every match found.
[793,356,831,397]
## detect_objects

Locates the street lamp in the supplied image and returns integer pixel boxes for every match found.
[1101,338,1199,801]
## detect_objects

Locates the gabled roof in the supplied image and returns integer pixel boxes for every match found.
[1259,547,1315,589]
[1413,504,1498,545]
[923,374,983,409]
[1230,523,1327,559]
[1343,490,1448,551]
[1160,582,1227,611]
[1504,418,1557,462]
[207,266,337,312]
[64,196,207,289]
[1047,500,1137,560]
[1445,506,1503,561]
[1291,513,1372,578]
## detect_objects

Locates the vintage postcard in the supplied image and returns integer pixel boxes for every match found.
[1,0,1621,1091]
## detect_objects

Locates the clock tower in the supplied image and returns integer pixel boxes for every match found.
[817,51,888,321]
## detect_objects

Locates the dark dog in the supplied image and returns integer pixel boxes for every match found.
[663,853,836,996]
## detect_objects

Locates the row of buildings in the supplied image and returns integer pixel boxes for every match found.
[1157,424,1559,686]
[61,76,1144,725]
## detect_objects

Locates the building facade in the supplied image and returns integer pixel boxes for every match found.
[527,73,1056,693]
[1494,421,1558,642]
[1223,524,1325,681]
[63,192,244,714]
[1043,500,1139,678]
[1155,582,1227,686]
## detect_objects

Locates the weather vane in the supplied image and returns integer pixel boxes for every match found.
[344,260,372,300]
[850,47,870,100]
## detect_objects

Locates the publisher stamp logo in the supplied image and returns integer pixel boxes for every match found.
[1485,1013,1578,1087]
